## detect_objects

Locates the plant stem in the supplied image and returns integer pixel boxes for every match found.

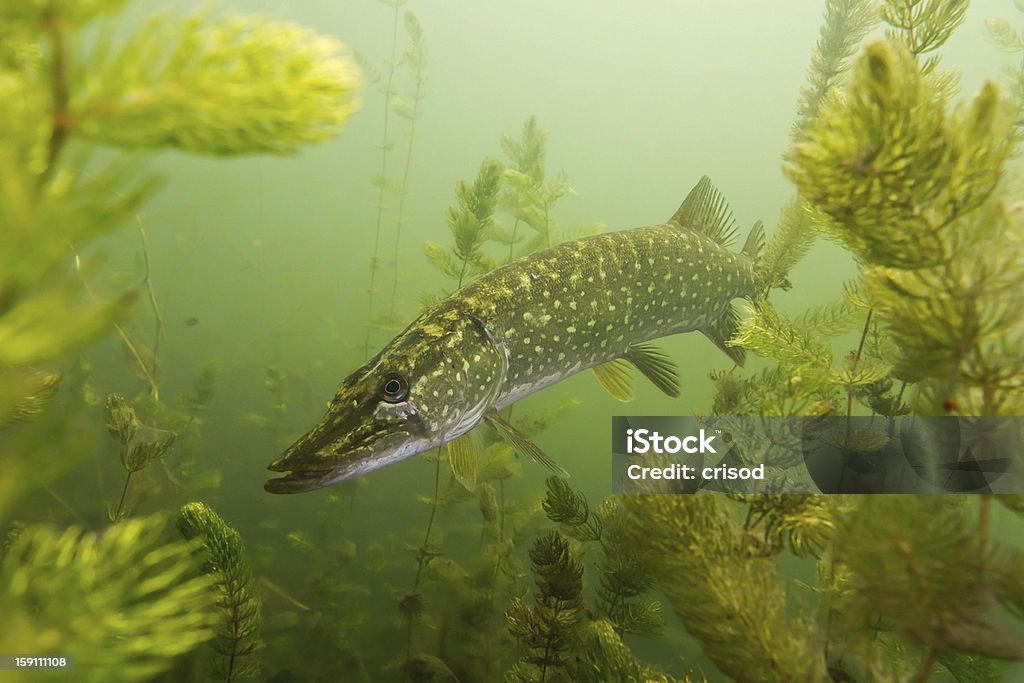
[404,453,442,679]
[363,1,402,359]
[136,218,164,389]
[845,307,874,446]
[387,17,425,321]
[70,248,161,400]
[114,470,133,521]
[412,455,441,591]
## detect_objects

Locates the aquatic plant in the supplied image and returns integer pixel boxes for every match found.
[362,2,430,353]
[506,530,585,682]
[425,157,504,287]
[987,6,1024,127]
[572,620,680,683]
[177,502,263,682]
[787,33,1021,414]
[542,478,664,638]
[499,116,602,261]
[0,514,216,683]
[794,0,879,133]
[622,494,826,682]
[0,0,359,521]
[105,392,176,521]
[830,496,1024,675]
[387,11,429,319]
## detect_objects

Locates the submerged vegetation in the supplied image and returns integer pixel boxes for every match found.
[1,0,1023,682]
[0,0,357,680]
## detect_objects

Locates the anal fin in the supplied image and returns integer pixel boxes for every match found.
[485,411,569,478]
[624,343,680,398]
[703,304,746,366]
[592,360,635,401]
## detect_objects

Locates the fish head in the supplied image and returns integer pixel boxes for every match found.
[265,312,507,493]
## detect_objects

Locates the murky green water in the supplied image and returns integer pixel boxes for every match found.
[3,0,1024,681]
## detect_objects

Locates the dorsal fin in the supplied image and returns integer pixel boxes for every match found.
[742,219,765,263]
[668,176,738,247]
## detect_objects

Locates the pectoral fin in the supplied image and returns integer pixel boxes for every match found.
[703,304,746,366]
[592,359,635,401]
[624,343,680,398]
[485,411,569,478]
[447,428,482,492]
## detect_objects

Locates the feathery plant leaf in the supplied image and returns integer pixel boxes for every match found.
[731,302,833,371]
[795,0,879,131]
[881,0,969,64]
[758,198,817,293]
[622,495,825,681]
[0,515,216,682]
[177,502,263,682]
[429,157,503,288]
[788,40,1015,269]
[833,496,1024,660]
[77,13,361,155]
[734,494,838,558]
[505,531,584,681]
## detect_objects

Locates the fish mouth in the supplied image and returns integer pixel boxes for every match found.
[264,423,415,494]
[264,464,356,494]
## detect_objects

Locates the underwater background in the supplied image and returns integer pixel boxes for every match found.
[3,0,1024,681]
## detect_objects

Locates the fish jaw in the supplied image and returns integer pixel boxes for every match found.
[265,429,428,493]
[264,366,434,493]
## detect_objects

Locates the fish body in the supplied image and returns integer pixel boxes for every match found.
[266,177,764,493]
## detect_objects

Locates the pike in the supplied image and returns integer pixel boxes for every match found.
[265,177,765,493]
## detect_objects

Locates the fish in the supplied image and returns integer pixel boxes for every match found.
[265,176,765,493]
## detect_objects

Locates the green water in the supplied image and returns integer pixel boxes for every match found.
[4,0,1024,681]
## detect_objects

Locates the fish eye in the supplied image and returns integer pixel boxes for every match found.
[378,371,409,403]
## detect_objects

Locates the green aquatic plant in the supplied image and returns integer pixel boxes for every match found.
[425,157,504,287]
[0,1,359,521]
[988,5,1024,128]
[499,116,601,260]
[755,198,818,295]
[78,14,360,155]
[177,502,263,683]
[795,0,879,132]
[387,11,429,321]
[542,479,663,638]
[622,494,826,682]
[363,2,430,352]
[506,530,585,683]
[732,493,837,558]
[830,496,1024,678]
[572,619,679,683]
[105,392,176,521]
[787,36,1022,415]
[881,0,968,71]
[0,514,216,683]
